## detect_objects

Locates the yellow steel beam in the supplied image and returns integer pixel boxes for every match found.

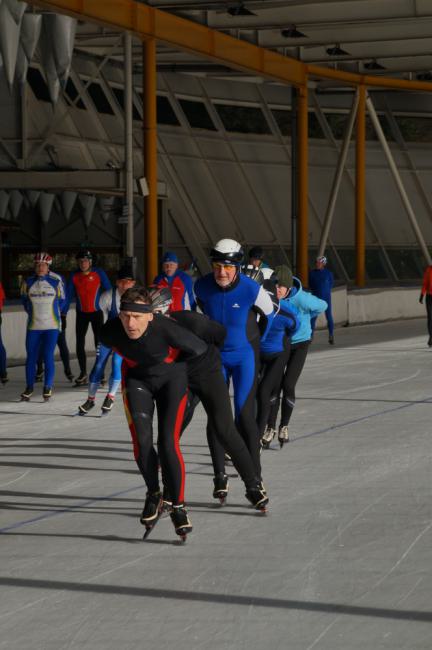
[355,85,366,287]
[143,39,158,284]
[24,0,432,93]
[24,0,306,87]
[297,84,309,287]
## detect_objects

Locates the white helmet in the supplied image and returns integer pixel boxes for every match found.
[210,238,244,265]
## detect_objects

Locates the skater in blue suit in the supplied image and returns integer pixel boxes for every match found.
[194,238,274,494]
[263,265,327,448]
[20,252,64,401]
[257,273,300,442]
[309,255,335,344]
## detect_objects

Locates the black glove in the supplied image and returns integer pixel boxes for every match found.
[61,314,67,331]
[419,293,424,304]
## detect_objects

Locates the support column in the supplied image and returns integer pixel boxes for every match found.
[367,94,432,266]
[291,87,298,274]
[124,33,134,261]
[297,84,308,285]
[356,85,366,287]
[319,89,359,258]
[143,39,158,283]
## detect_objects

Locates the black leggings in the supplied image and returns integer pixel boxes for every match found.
[256,349,289,437]
[76,311,104,374]
[184,368,258,487]
[426,295,432,338]
[123,366,188,505]
[268,341,309,429]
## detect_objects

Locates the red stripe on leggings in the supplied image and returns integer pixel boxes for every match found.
[120,365,140,461]
[173,392,188,503]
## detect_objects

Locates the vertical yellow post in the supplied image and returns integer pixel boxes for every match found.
[356,85,366,287]
[143,39,158,283]
[297,84,309,286]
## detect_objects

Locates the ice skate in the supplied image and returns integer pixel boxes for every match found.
[328,335,334,345]
[213,472,229,504]
[261,426,276,449]
[20,386,33,401]
[140,491,163,539]
[101,395,114,414]
[42,386,52,401]
[35,370,43,383]
[245,482,269,512]
[0,373,8,385]
[78,398,95,415]
[278,425,289,448]
[170,505,192,542]
[65,370,74,382]
[74,373,88,387]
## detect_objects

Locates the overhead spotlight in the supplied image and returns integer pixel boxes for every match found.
[326,44,350,56]
[364,59,386,70]
[281,25,306,39]
[227,3,257,16]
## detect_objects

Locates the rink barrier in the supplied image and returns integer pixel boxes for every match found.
[2,286,426,360]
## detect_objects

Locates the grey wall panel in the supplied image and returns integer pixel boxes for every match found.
[364,169,420,245]
[231,139,288,164]
[208,160,277,243]
[158,131,201,157]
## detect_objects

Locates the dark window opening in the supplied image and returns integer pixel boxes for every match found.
[365,248,389,280]
[110,86,141,121]
[27,67,51,103]
[64,78,86,110]
[337,248,356,279]
[155,95,180,126]
[271,109,324,138]
[394,116,432,142]
[386,248,424,280]
[178,99,216,131]
[215,104,271,135]
[85,81,114,115]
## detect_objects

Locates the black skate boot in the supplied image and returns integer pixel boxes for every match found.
[74,373,88,387]
[78,397,95,415]
[65,369,74,382]
[42,386,52,401]
[101,395,114,414]
[245,482,269,512]
[0,373,8,384]
[35,368,43,382]
[261,426,276,450]
[170,505,192,542]
[213,473,229,504]
[329,335,334,345]
[20,386,33,401]
[161,486,173,514]
[278,425,289,448]
[140,491,163,539]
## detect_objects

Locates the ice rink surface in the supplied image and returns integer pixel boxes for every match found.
[1,319,432,650]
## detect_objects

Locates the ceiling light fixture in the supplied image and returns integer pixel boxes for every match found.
[227,3,257,16]
[364,59,386,70]
[281,25,306,39]
[326,44,349,56]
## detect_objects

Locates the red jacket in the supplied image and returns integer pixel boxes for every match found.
[0,282,5,311]
[421,266,432,296]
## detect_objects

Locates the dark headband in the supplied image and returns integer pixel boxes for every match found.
[120,302,153,314]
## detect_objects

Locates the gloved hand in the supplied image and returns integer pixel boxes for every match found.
[419,293,424,304]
